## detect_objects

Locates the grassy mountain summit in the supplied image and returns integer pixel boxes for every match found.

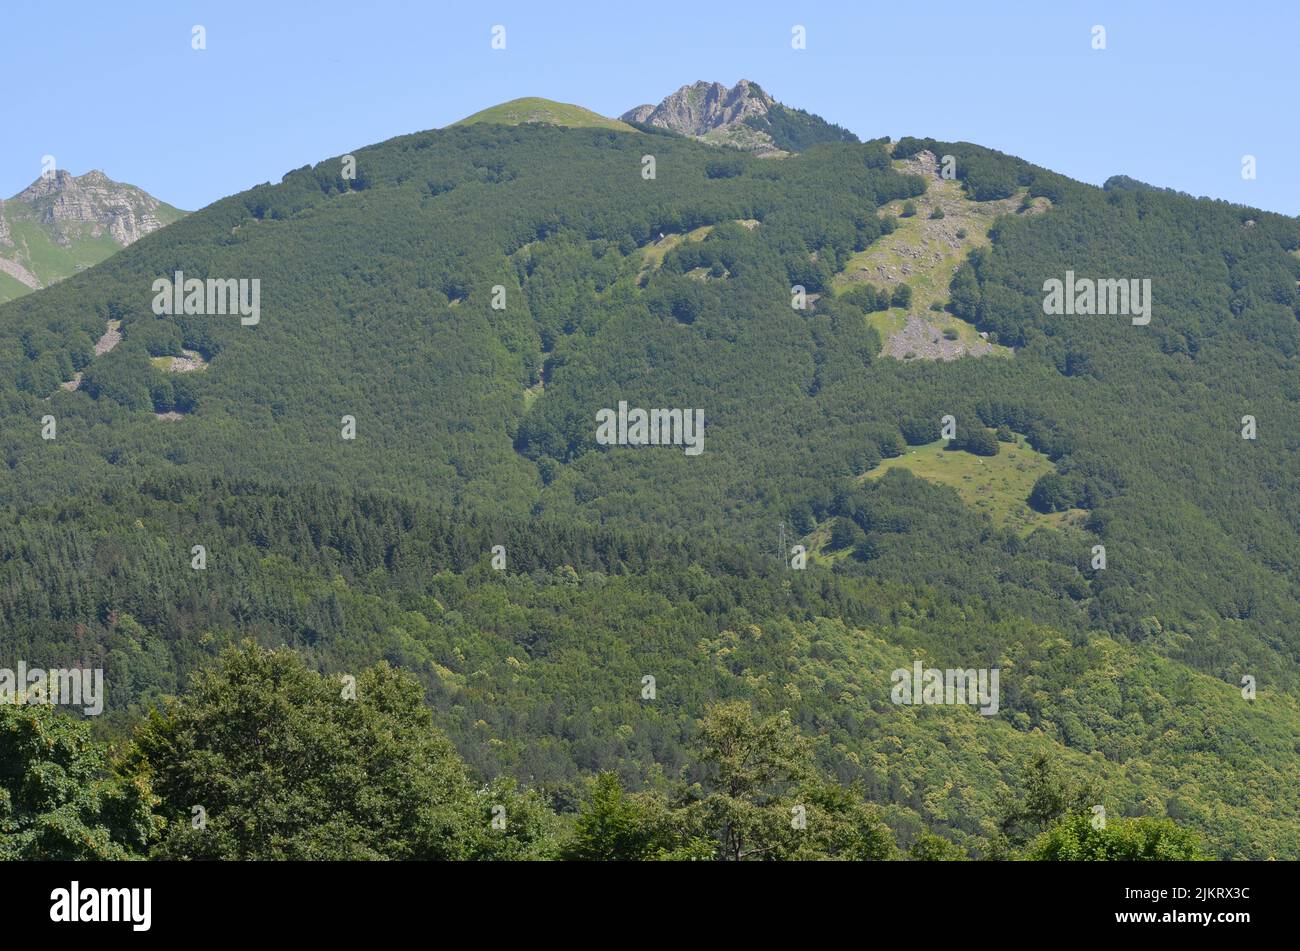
[0,169,186,304]
[1,86,1298,858]
[453,97,634,131]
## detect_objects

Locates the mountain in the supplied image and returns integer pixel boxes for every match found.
[453,97,634,132]
[621,79,859,155]
[0,169,185,304]
[2,90,1299,859]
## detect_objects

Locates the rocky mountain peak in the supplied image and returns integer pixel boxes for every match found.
[0,169,186,303]
[8,169,180,248]
[13,168,75,202]
[622,79,774,137]
[621,79,857,156]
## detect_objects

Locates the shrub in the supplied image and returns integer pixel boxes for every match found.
[959,426,999,457]
[900,417,936,445]
[1027,814,1204,861]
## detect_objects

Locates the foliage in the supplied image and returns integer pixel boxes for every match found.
[0,702,158,859]
[126,643,556,859]
[1027,813,1205,861]
[909,831,969,861]
[562,773,677,860]
[743,101,860,152]
[956,425,999,457]
[0,117,1297,861]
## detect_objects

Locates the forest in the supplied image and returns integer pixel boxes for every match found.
[1,117,1297,860]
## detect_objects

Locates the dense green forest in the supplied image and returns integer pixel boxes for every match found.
[3,641,1208,861]
[1,479,1294,857]
[1,115,1297,859]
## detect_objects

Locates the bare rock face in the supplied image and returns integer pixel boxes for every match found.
[897,149,942,181]
[624,79,774,136]
[621,79,859,157]
[620,79,785,154]
[0,170,185,303]
[0,256,39,289]
[13,169,172,248]
[622,104,656,125]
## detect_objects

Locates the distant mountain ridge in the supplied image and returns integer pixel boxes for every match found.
[0,169,185,304]
[621,79,859,155]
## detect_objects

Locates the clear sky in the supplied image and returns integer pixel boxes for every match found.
[6,0,1296,215]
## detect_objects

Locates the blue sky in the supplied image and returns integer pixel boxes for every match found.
[6,0,1297,214]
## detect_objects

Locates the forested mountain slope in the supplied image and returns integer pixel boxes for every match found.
[1,106,1298,859]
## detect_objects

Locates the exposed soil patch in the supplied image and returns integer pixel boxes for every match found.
[154,348,207,373]
[886,314,995,361]
[524,352,551,407]
[56,319,122,392]
[0,257,40,290]
[94,320,122,355]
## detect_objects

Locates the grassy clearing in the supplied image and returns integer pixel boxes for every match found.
[0,269,32,304]
[830,153,1050,360]
[801,434,1083,567]
[864,308,908,339]
[635,224,716,282]
[635,219,759,280]
[6,216,119,287]
[859,435,1087,534]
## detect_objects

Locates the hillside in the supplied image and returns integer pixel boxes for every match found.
[0,170,185,304]
[1,94,1298,859]
[5,478,1295,858]
[453,97,634,132]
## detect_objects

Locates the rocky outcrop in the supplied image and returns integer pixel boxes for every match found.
[623,80,775,137]
[622,104,656,125]
[0,256,40,289]
[0,170,184,303]
[12,169,173,248]
[621,80,856,156]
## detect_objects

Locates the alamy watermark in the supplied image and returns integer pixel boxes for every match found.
[890,661,999,716]
[595,401,704,456]
[50,882,150,932]
[152,270,260,325]
[1042,271,1150,325]
[1,661,103,715]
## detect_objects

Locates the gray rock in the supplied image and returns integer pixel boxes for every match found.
[620,79,781,154]
[12,169,173,248]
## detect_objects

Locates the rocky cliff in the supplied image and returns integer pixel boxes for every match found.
[621,79,857,156]
[623,79,774,136]
[11,169,177,247]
